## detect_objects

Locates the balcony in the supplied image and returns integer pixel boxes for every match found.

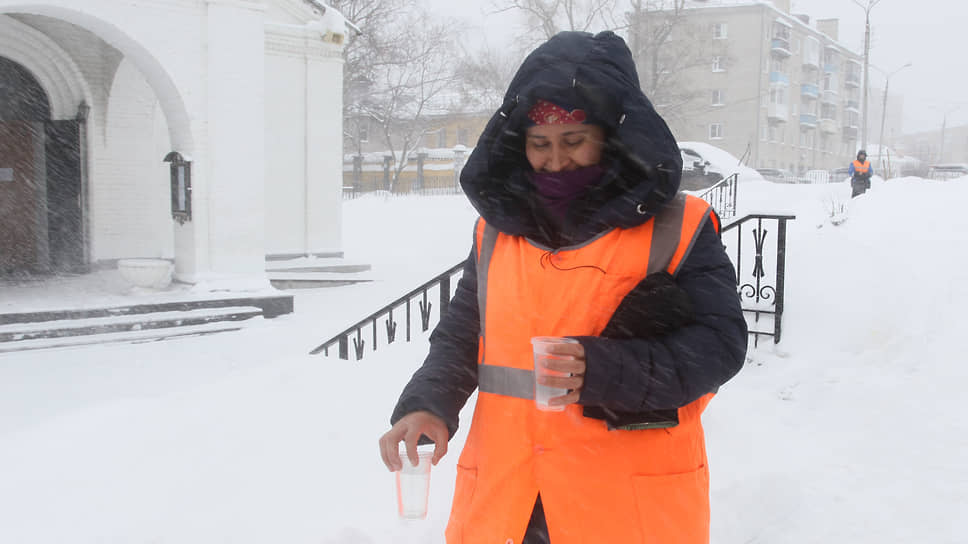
[769,72,790,85]
[843,126,859,139]
[771,37,792,57]
[768,103,789,121]
[823,63,839,73]
[821,89,839,104]
[800,113,818,128]
[844,99,860,112]
[801,84,819,99]
[802,54,820,70]
[820,118,838,134]
[845,72,861,87]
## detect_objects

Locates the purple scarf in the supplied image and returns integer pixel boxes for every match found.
[530,164,605,221]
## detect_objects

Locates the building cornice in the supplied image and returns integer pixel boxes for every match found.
[206,0,266,12]
[265,24,343,59]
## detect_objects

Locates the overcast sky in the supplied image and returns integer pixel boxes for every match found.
[424,0,968,134]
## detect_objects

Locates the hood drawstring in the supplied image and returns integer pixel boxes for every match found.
[538,250,606,274]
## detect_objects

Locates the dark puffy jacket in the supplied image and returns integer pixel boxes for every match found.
[391,31,747,437]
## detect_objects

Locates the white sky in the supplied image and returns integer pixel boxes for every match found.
[426,0,968,133]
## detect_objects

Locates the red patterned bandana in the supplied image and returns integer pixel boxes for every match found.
[527,99,587,125]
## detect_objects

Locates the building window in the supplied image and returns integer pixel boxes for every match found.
[712,56,725,72]
[713,23,727,39]
[761,124,768,141]
[712,89,725,106]
[770,87,786,105]
[437,127,447,148]
[358,120,369,143]
[457,127,469,146]
[709,123,723,139]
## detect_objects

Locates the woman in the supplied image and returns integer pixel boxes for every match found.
[378,31,747,544]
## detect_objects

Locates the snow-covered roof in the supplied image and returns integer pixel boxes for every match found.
[302,0,361,35]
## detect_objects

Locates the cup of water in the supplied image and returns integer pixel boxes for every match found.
[531,336,579,412]
[395,445,433,520]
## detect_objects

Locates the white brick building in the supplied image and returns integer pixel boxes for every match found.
[0,0,346,286]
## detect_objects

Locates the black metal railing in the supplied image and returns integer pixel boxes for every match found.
[312,211,794,359]
[309,262,465,360]
[697,173,738,220]
[721,213,796,346]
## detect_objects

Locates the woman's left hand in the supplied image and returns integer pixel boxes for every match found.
[537,342,587,407]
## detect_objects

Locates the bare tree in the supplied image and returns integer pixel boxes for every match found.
[453,45,520,113]
[358,13,461,189]
[490,0,623,47]
[328,0,413,155]
[627,0,714,126]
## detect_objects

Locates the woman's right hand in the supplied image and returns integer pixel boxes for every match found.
[378,410,449,472]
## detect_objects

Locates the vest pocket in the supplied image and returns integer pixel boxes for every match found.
[445,465,478,543]
[630,465,710,544]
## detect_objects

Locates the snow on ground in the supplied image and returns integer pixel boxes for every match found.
[1,178,967,543]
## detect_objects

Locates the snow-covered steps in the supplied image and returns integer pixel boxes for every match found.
[268,271,373,289]
[0,294,292,353]
[266,256,373,289]
[0,320,249,354]
[0,306,262,343]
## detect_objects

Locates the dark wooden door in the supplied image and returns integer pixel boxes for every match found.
[45,120,83,272]
[0,121,41,272]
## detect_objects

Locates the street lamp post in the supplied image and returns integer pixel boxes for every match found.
[853,0,882,153]
[875,62,912,175]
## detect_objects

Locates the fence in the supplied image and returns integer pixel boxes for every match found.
[309,263,463,359]
[696,173,738,220]
[721,214,796,347]
[312,210,796,359]
[343,148,467,200]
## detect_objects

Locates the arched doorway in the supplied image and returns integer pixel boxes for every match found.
[0,55,83,275]
[0,55,86,276]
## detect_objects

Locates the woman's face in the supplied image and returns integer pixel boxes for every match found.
[525,123,606,173]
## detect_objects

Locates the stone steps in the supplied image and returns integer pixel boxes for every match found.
[0,294,294,354]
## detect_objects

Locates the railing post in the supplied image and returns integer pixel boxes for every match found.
[416,149,427,191]
[383,155,392,191]
[774,217,789,343]
[353,154,362,193]
[439,275,451,319]
[338,335,348,360]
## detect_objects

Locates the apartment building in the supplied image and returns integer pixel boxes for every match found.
[633,0,865,174]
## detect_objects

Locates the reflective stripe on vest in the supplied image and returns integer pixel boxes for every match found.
[853,160,870,173]
[473,193,715,400]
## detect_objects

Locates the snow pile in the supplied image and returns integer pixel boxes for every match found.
[679,140,764,182]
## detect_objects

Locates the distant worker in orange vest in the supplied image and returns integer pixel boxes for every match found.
[379,31,748,544]
[849,149,874,197]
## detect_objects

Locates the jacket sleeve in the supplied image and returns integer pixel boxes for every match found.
[576,220,748,412]
[389,244,480,439]
[848,163,856,176]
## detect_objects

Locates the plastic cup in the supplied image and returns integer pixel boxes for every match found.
[531,336,579,412]
[395,445,433,520]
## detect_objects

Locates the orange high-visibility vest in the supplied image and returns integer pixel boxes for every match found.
[445,193,719,544]
[852,159,871,174]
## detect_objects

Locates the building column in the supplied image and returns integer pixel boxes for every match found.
[195,0,267,283]
[304,42,344,255]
